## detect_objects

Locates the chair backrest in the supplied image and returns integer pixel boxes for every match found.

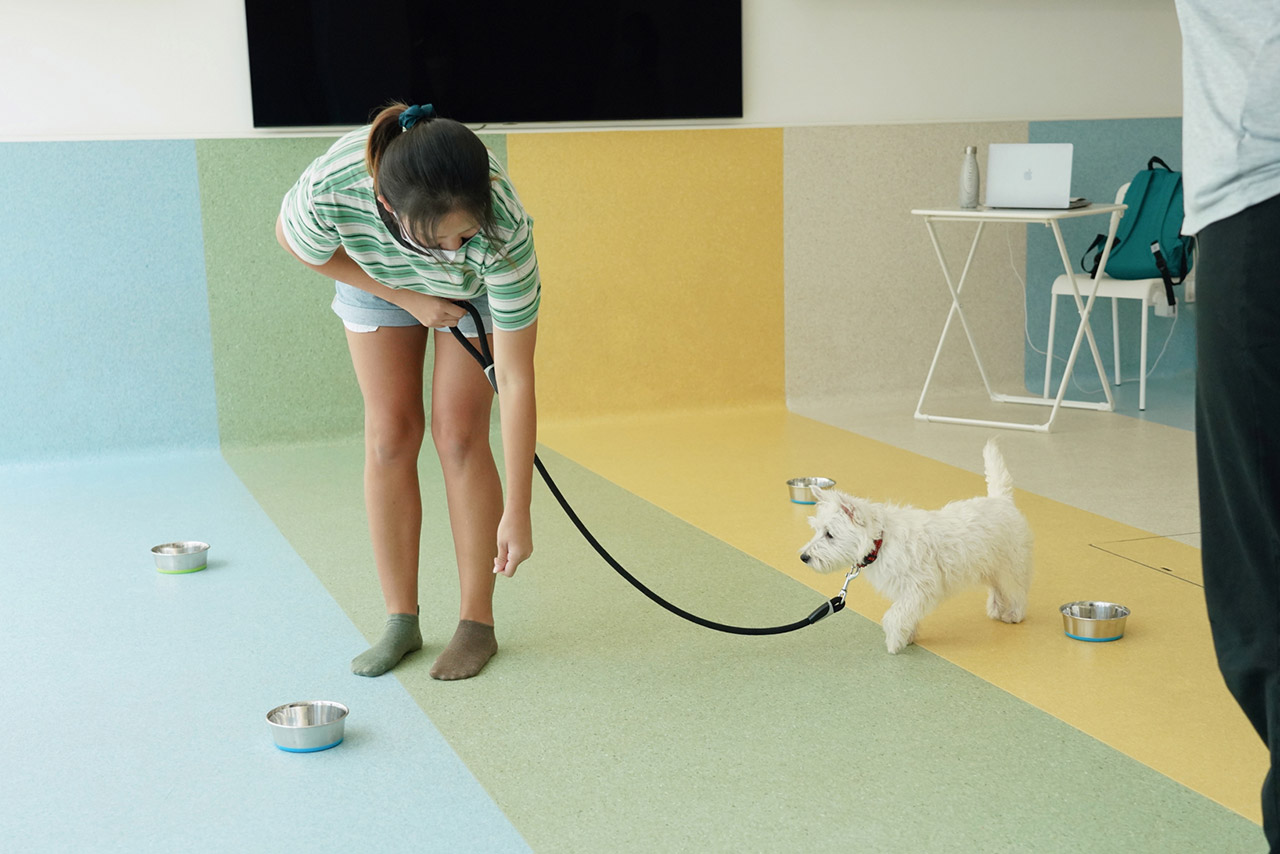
[1114,183,1129,204]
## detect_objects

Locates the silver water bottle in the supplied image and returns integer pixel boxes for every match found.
[959,145,980,209]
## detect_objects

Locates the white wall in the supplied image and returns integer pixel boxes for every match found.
[1,1,253,140]
[746,0,1182,125]
[1,0,1181,141]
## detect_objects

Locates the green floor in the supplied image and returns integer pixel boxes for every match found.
[225,435,1258,853]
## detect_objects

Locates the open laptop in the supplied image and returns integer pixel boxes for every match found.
[984,143,1084,209]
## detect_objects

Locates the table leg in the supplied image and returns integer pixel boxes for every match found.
[914,210,1125,432]
[1037,216,1120,422]
[914,220,994,418]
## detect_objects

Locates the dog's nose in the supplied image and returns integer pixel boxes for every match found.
[800,553,810,564]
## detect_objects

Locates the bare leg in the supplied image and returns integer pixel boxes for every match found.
[345,325,429,676]
[428,329,502,679]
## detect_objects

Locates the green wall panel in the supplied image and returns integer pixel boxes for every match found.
[196,133,508,447]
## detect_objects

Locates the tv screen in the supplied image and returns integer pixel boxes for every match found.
[244,1,743,127]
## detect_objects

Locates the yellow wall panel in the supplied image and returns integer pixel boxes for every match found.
[507,129,784,421]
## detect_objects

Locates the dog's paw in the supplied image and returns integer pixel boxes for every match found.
[885,637,911,654]
[986,596,1003,621]
[999,609,1025,624]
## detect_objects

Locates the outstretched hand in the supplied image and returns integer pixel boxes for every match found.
[493,511,532,577]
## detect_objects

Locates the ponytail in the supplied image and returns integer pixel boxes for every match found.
[364,101,410,189]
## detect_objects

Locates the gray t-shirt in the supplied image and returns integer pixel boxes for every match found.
[1175,0,1280,234]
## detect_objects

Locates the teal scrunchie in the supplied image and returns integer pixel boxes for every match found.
[398,104,435,132]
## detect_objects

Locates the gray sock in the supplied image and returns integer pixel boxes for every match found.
[429,620,497,681]
[351,613,423,677]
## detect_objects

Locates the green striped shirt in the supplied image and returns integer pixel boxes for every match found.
[280,127,541,331]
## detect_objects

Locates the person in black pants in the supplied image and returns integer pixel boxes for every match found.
[1196,193,1280,850]
[1176,1,1280,849]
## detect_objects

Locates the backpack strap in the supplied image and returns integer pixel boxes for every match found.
[1150,155,1190,302]
[1150,242,1178,307]
[1080,233,1117,277]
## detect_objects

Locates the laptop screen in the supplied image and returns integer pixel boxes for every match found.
[984,143,1074,209]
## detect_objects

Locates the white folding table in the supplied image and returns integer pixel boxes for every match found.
[909,203,1126,433]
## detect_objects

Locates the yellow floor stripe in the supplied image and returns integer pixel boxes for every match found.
[539,404,1265,823]
[1093,534,1204,587]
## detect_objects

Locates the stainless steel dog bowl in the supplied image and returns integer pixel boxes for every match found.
[788,477,835,504]
[151,541,210,574]
[1061,601,1130,642]
[266,701,349,753]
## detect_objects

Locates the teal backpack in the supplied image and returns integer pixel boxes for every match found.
[1080,156,1195,306]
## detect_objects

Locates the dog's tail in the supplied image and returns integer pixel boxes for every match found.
[983,439,1014,499]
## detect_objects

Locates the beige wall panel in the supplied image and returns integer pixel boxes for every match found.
[784,124,1030,410]
[747,1,1181,125]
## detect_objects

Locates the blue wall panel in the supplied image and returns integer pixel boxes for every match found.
[1024,119,1192,407]
[0,141,218,463]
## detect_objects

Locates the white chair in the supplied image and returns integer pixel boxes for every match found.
[1045,183,1195,411]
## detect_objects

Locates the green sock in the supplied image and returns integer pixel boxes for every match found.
[429,620,497,681]
[351,613,423,677]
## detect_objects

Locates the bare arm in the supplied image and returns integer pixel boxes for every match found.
[491,319,538,576]
[274,213,466,328]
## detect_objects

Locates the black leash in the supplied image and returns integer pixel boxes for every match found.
[447,301,850,635]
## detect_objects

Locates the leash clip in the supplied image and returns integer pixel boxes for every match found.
[837,565,860,604]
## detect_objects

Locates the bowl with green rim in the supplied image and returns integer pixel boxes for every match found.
[151,541,210,574]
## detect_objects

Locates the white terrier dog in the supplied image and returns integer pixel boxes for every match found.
[799,440,1033,654]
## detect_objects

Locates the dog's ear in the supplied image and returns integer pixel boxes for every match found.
[809,485,829,503]
[839,497,864,527]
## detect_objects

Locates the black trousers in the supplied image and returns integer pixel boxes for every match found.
[1197,190,1280,851]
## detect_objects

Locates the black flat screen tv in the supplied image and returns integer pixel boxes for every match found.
[244,1,743,127]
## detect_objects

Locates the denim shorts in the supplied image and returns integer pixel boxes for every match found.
[331,281,493,337]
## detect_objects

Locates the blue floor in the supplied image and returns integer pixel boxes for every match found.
[1038,369,1196,431]
[0,450,528,853]
[1111,371,1196,430]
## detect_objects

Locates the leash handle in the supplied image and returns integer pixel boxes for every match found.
[448,301,498,392]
